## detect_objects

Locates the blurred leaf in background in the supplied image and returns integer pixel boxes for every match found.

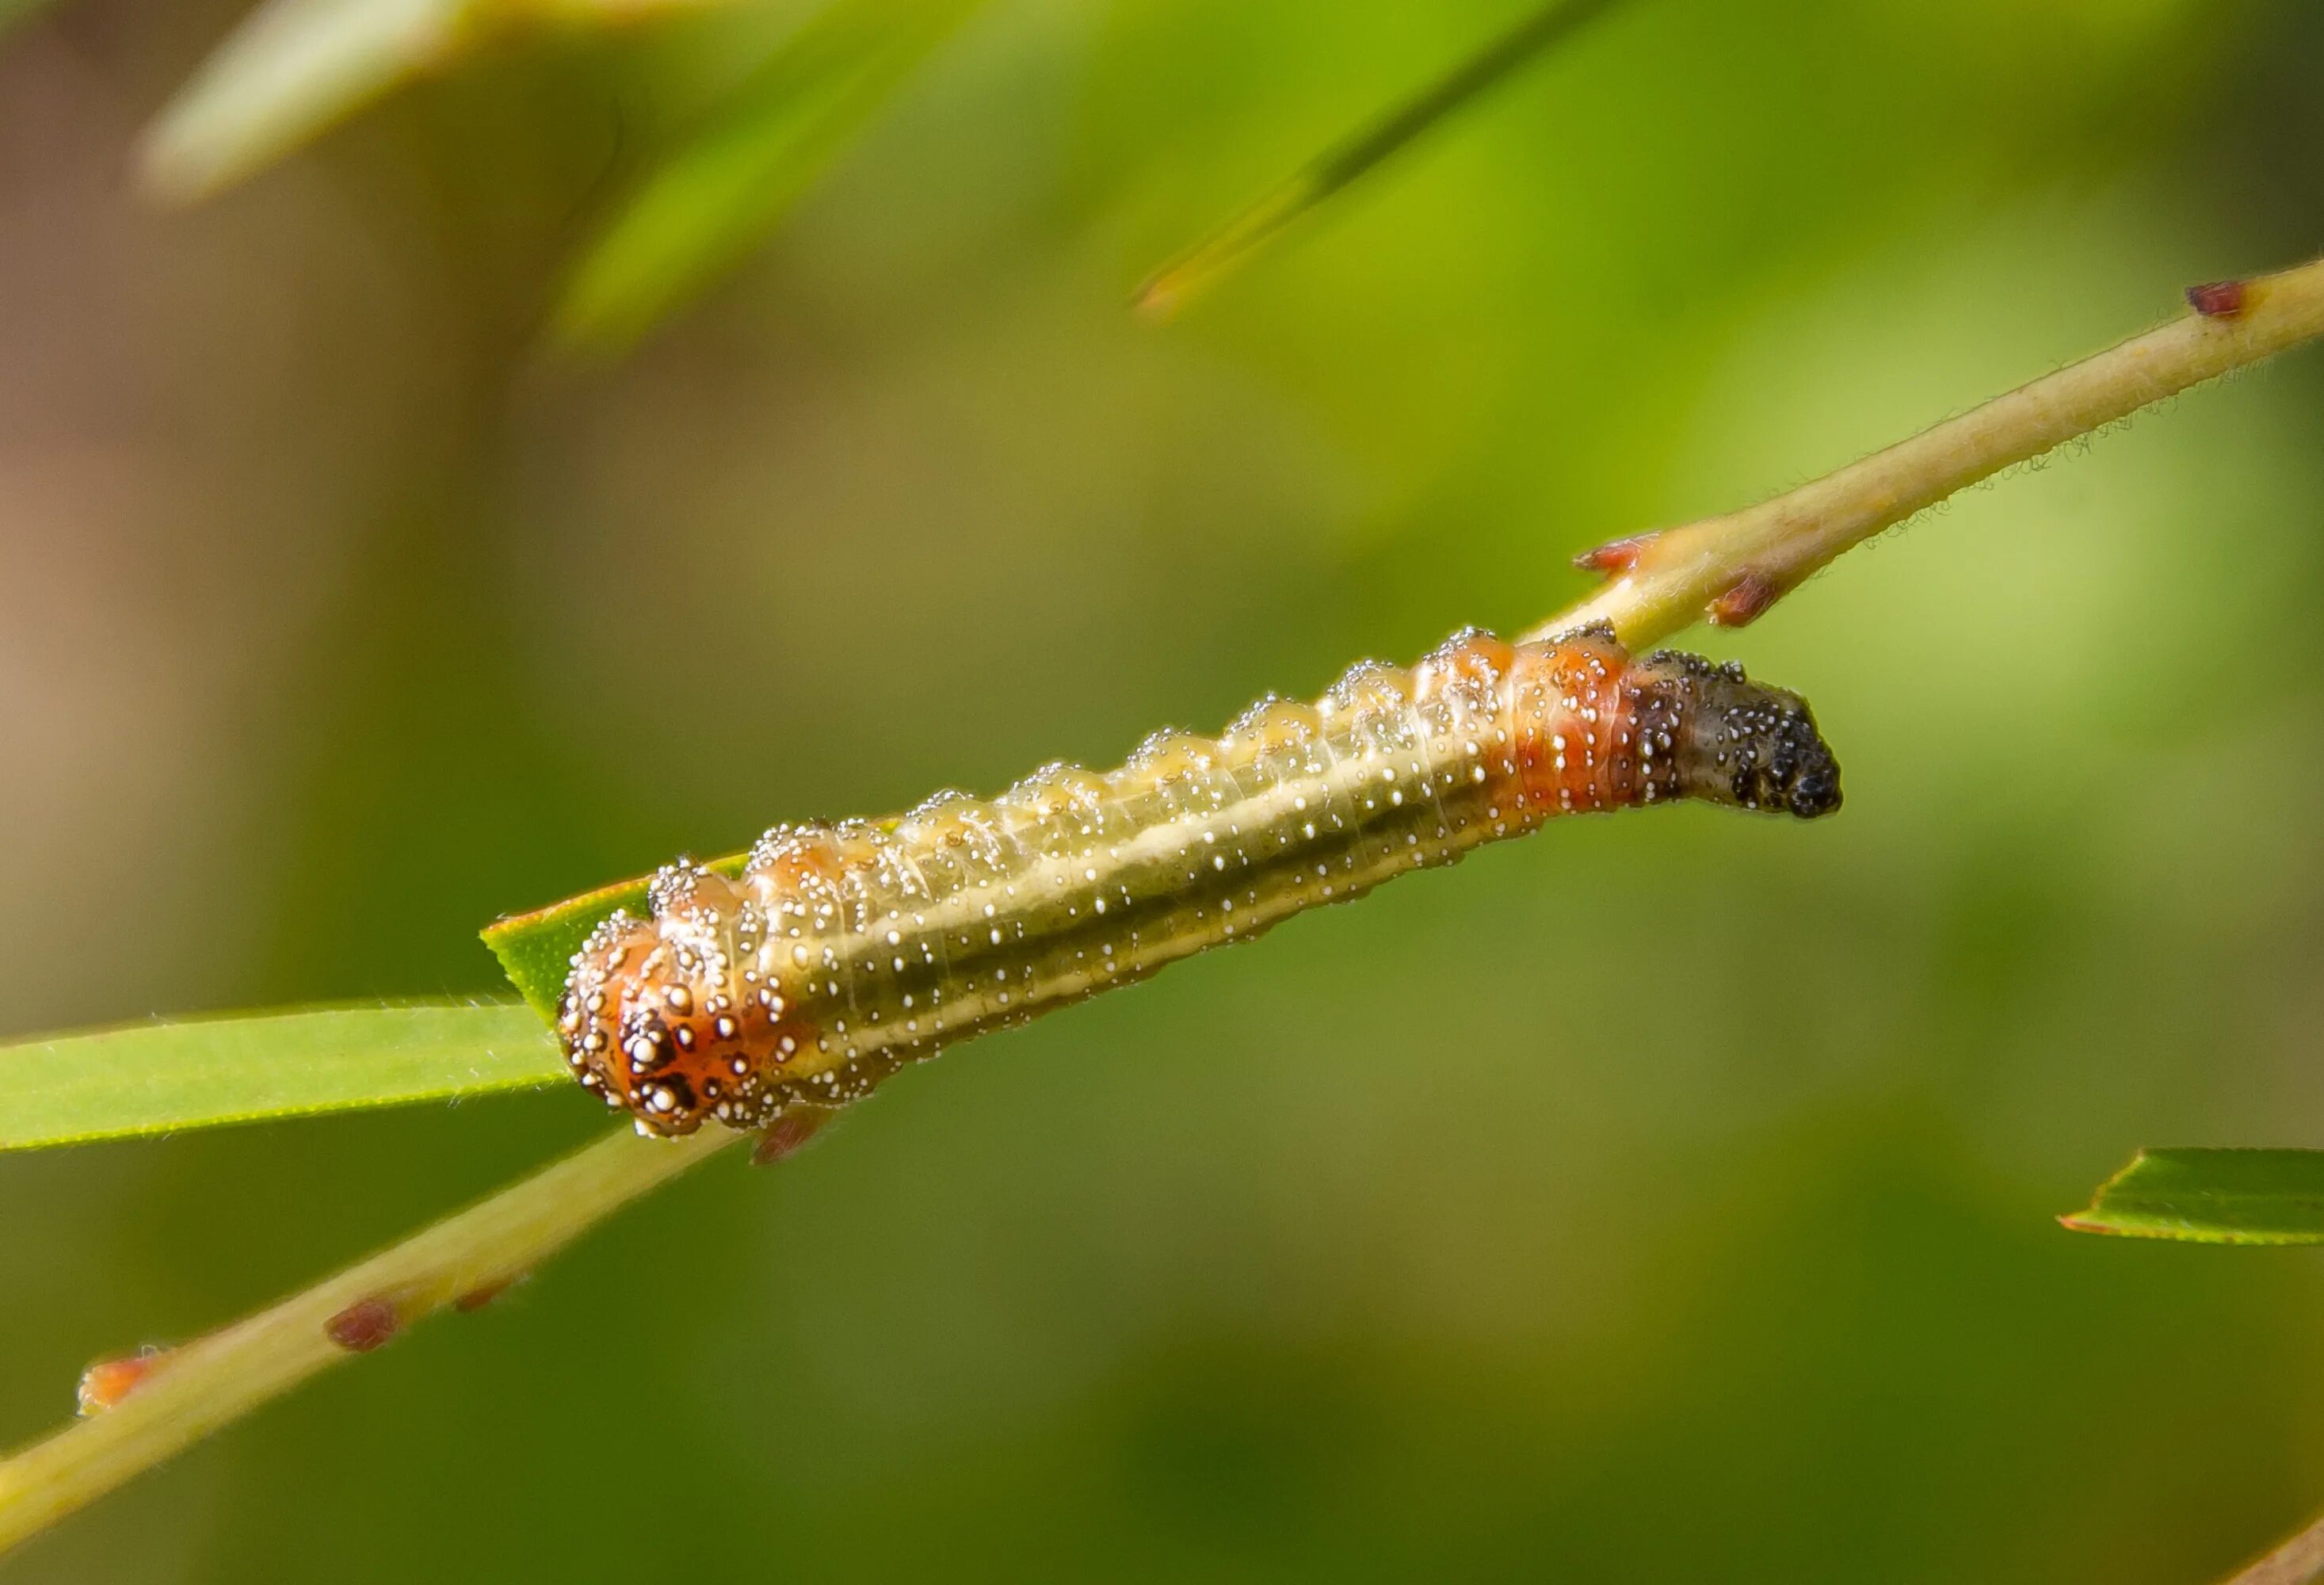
[1136,0,1628,319]
[552,0,981,349]
[139,0,728,204]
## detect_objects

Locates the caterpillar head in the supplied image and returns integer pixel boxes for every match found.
[1639,651,1843,819]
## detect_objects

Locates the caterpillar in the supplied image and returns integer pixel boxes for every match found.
[556,624,1841,1139]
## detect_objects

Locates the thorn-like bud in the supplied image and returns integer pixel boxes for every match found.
[1574,533,1656,577]
[78,1346,175,1415]
[2186,280,2250,320]
[325,1296,402,1354]
[1708,571,1780,628]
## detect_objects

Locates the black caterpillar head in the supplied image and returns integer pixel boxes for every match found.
[1725,693,1841,818]
[1639,651,1842,820]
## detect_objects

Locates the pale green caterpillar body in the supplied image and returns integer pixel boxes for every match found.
[555,625,1841,1138]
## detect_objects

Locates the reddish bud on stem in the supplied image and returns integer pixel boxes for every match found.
[2186,280,2250,320]
[1574,533,1655,576]
[324,1297,402,1353]
[77,1348,174,1415]
[1709,571,1780,627]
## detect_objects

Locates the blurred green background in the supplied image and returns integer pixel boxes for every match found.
[7,0,2324,1577]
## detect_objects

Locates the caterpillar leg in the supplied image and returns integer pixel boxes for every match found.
[752,1106,837,1167]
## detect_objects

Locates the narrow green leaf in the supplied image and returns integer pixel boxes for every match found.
[2059,1148,2324,1245]
[1135,0,1629,320]
[552,0,978,352]
[137,0,723,204]
[483,854,747,1020]
[139,0,484,204]
[0,1002,567,1152]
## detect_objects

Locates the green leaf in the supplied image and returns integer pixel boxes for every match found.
[0,1002,567,1152]
[2059,1148,2324,1245]
[1135,0,1628,320]
[139,0,487,204]
[136,0,722,204]
[552,0,978,352]
[483,854,747,1019]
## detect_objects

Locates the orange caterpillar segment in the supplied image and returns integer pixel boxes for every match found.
[1505,630,1643,815]
[555,624,1841,1138]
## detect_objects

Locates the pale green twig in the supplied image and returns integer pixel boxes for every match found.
[0,1125,733,1556]
[1528,261,2324,651]
[2220,1511,2324,1585]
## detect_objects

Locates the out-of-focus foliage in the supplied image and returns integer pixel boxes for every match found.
[555,0,981,349]
[142,0,489,203]
[143,0,1616,349]
[7,0,2324,1579]
[2064,1151,2324,1244]
[139,0,721,204]
[1137,0,1624,319]
[140,0,985,345]
[0,1004,559,1150]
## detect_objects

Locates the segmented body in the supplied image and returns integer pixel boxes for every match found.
[556,625,1841,1137]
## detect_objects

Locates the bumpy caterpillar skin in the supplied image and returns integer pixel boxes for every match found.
[557,625,1841,1138]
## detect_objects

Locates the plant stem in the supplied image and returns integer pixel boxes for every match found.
[5,254,2324,1559]
[2221,1511,2324,1585]
[1528,258,2324,651]
[0,1125,735,1556]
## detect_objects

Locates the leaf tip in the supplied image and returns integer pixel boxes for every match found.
[1131,264,1194,324]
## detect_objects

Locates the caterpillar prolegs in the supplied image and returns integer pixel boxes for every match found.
[555,624,1841,1139]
